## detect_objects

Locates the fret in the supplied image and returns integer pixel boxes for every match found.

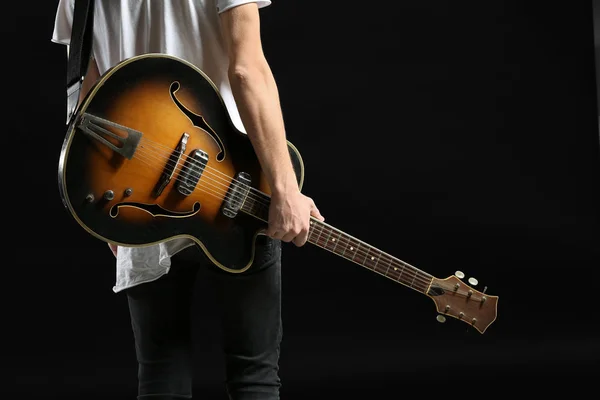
[380,256,392,276]
[415,273,431,292]
[308,223,318,243]
[241,198,252,213]
[322,229,334,251]
[387,262,403,281]
[363,251,373,269]
[388,262,402,281]
[323,229,333,249]
[364,251,381,271]
[312,222,323,246]
[406,270,420,289]
[341,237,357,260]
[328,232,342,253]
[391,262,419,289]
[352,242,362,263]
[331,232,342,252]
[340,237,348,257]
[362,246,370,265]
[240,203,432,294]
[397,261,406,282]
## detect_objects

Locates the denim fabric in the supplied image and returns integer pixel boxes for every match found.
[125,236,283,400]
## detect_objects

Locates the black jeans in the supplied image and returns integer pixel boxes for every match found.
[125,236,283,400]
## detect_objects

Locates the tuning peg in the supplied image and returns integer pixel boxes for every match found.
[455,271,465,279]
[436,315,446,323]
[468,277,478,286]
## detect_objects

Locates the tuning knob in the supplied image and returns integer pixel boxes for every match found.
[455,271,465,279]
[468,277,478,286]
[436,315,446,323]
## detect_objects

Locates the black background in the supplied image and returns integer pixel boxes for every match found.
[4,1,599,398]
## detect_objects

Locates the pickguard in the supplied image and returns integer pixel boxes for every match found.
[109,201,201,218]
[169,81,225,161]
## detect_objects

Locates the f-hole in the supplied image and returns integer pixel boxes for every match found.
[169,81,225,161]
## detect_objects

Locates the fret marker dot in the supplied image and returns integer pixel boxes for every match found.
[394,267,398,271]
[350,246,354,250]
[371,256,375,260]
[331,238,335,242]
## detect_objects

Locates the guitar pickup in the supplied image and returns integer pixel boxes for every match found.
[221,172,251,218]
[176,149,209,196]
[153,133,189,197]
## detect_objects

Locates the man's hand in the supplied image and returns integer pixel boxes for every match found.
[219,3,324,246]
[266,186,324,247]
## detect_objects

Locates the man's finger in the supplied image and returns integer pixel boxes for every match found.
[281,231,297,243]
[108,243,118,257]
[267,229,283,239]
[294,229,309,247]
[311,205,325,221]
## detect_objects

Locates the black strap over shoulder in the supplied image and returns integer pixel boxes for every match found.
[66,0,95,124]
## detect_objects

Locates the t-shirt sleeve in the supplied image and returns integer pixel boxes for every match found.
[51,0,75,46]
[216,0,272,14]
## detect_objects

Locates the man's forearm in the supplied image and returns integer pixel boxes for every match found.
[228,62,298,196]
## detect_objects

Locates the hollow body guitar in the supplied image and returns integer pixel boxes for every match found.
[58,53,498,333]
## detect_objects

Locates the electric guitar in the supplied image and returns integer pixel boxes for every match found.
[58,53,499,333]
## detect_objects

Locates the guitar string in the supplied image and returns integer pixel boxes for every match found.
[135,137,438,295]
[81,124,489,309]
[131,148,463,296]
[131,151,232,207]
[234,180,431,290]
[244,201,455,297]
[103,135,475,298]
[90,132,445,293]
[242,195,435,293]
[137,136,275,203]
[128,152,481,300]
[135,139,431,286]
[137,135,432,290]
[308,221,435,293]
[136,139,271,205]
[133,144,438,288]
[136,132,271,192]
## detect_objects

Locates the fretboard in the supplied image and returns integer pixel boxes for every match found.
[241,190,433,294]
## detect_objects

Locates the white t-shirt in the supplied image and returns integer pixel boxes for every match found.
[51,0,272,293]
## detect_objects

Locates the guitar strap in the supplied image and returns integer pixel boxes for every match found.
[65,0,95,125]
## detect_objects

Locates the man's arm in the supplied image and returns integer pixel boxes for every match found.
[219,3,323,246]
[78,56,100,103]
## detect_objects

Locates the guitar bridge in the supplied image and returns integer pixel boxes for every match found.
[78,113,142,159]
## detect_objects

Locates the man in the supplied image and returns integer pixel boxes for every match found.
[51,1,324,399]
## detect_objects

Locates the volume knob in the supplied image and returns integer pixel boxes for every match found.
[103,190,115,201]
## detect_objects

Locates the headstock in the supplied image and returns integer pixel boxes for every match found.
[427,271,498,333]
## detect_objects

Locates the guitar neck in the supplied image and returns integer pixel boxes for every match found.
[242,192,434,295]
